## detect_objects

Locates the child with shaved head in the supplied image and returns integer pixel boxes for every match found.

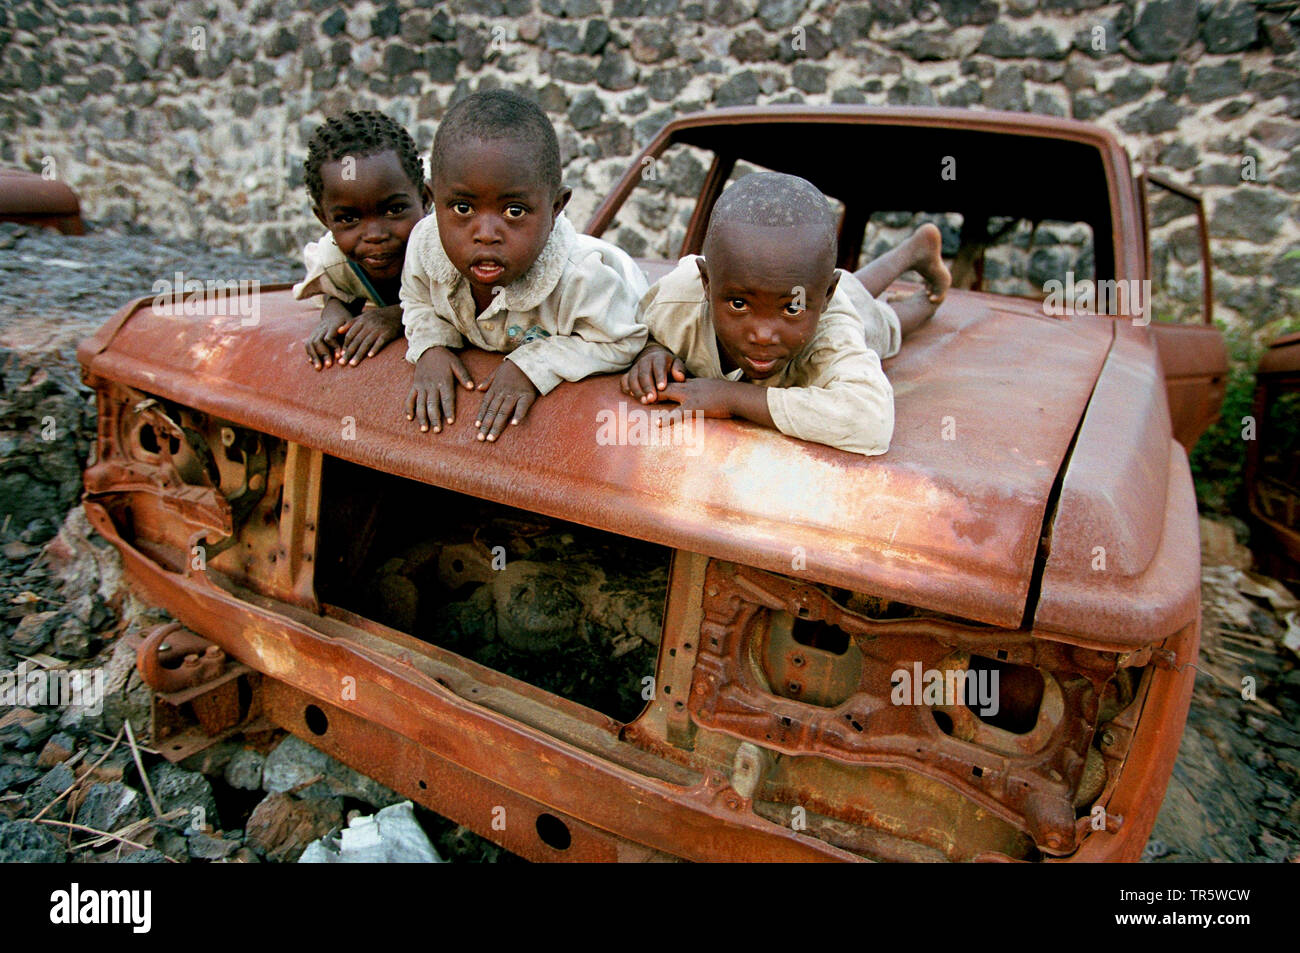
[402,90,647,443]
[622,172,947,456]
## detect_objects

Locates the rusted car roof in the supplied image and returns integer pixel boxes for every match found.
[0,166,85,234]
[80,284,1113,630]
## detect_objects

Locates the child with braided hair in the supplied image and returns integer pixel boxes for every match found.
[295,110,432,369]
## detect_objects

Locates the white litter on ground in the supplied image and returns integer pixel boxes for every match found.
[298,800,443,864]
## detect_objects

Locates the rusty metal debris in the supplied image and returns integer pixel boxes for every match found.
[1247,331,1300,586]
[0,166,85,235]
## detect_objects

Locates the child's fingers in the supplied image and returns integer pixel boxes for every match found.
[511,391,536,425]
[653,354,671,389]
[345,329,375,365]
[412,388,431,432]
[438,380,456,428]
[632,363,653,402]
[672,358,688,381]
[426,392,444,433]
[474,389,500,433]
[483,396,516,442]
[448,353,475,390]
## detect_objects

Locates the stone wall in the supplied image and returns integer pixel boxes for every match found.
[1,0,1297,331]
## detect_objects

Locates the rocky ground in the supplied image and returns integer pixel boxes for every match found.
[1,223,1297,863]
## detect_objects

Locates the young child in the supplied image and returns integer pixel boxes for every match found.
[621,172,949,456]
[295,110,432,370]
[401,90,648,443]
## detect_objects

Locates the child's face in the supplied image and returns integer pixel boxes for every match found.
[699,223,839,380]
[313,150,432,284]
[432,136,571,297]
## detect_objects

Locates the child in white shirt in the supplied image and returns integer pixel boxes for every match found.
[401,90,647,443]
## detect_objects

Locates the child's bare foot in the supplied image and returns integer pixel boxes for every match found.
[912,223,951,304]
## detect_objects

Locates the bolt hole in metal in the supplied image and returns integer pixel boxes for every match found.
[535,813,571,850]
[137,424,161,455]
[304,704,329,736]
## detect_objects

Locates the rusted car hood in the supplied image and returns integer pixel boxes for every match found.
[79,284,1114,630]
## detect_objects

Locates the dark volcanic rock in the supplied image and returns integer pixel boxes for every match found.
[1201,0,1259,54]
[0,819,66,862]
[1126,0,1199,61]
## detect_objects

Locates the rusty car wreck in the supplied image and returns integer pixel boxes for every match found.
[77,107,1227,862]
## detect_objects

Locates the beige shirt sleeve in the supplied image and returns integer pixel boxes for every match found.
[763,310,896,457]
[636,256,726,379]
[506,241,649,395]
[400,218,466,364]
[831,269,902,360]
[292,232,373,307]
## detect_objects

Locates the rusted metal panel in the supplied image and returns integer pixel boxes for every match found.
[1033,327,1201,644]
[0,167,85,235]
[1058,617,1199,862]
[80,287,1110,629]
[1150,324,1229,451]
[95,491,1174,861]
[87,500,876,861]
[262,681,683,863]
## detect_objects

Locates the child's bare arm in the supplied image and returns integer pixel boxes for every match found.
[658,379,774,429]
[620,341,688,403]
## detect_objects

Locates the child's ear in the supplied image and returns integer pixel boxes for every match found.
[420,183,433,212]
[311,203,329,229]
[695,257,710,292]
[824,271,841,302]
[552,186,573,218]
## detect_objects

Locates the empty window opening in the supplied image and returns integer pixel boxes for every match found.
[314,458,671,723]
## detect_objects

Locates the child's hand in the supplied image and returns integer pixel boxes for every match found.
[658,379,738,419]
[621,344,687,403]
[407,346,475,434]
[304,313,346,370]
[473,359,538,442]
[337,305,404,366]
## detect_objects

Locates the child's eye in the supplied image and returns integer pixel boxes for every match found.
[727,299,748,312]
[504,205,528,219]
[783,303,804,317]
[333,214,358,226]
[386,202,410,216]
[451,202,472,215]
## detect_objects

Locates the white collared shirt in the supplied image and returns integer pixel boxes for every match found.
[399,212,648,395]
[292,232,384,307]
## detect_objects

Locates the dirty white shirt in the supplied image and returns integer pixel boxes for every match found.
[637,255,900,456]
[292,232,385,307]
[399,213,648,395]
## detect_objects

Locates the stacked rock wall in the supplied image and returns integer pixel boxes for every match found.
[0,0,1297,330]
